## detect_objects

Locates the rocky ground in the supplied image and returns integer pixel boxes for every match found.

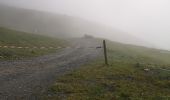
[0,38,102,100]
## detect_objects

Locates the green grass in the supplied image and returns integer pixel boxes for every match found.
[0,27,66,60]
[45,40,170,100]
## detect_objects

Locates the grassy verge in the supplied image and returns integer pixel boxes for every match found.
[46,40,170,100]
[0,48,59,60]
[0,27,67,60]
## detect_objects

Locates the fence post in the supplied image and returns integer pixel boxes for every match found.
[103,40,108,65]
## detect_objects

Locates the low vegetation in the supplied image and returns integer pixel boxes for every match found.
[0,27,66,60]
[46,40,170,100]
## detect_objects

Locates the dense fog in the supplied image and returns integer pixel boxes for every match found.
[0,0,170,50]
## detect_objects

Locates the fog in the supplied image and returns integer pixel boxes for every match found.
[0,0,170,50]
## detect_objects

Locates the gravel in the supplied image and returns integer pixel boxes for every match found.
[0,38,102,99]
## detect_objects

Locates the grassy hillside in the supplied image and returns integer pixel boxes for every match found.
[46,40,170,100]
[0,27,66,60]
[0,4,149,47]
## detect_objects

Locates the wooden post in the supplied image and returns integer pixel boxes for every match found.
[103,40,108,65]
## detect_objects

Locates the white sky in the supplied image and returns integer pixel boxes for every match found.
[0,0,170,50]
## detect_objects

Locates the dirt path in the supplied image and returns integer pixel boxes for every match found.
[0,38,102,99]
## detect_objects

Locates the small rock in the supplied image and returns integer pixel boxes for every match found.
[144,68,150,71]
[48,94,52,97]
[0,56,3,58]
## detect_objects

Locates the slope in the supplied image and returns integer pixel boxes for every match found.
[47,40,170,99]
[0,27,66,60]
[0,4,151,47]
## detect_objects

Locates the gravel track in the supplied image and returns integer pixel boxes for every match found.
[0,38,102,99]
